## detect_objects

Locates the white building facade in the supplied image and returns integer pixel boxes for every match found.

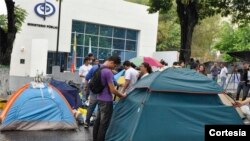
[10,0,158,89]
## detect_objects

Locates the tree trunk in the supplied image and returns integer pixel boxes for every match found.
[176,0,198,64]
[0,0,16,66]
[0,28,7,54]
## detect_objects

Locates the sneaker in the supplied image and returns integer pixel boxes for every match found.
[84,122,89,128]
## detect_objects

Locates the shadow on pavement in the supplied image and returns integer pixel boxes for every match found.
[0,126,93,141]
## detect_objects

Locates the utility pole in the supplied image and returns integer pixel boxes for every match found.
[55,0,62,65]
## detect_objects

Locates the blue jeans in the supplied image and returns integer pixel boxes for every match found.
[80,83,90,103]
[220,76,227,89]
[93,100,113,141]
[212,75,218,82]
[85,92,98,125]
[236,82,250,100]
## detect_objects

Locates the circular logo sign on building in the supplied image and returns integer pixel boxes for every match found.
[34,1,56,20]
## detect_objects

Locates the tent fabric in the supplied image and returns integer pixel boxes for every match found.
[50,79,81,109]
[106,68,244,141]
[131,68,223,94]
[0,83,77,131]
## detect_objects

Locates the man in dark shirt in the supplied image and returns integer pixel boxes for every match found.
[92,56,126,141]
[189,58,197,70]
[236,62,250,100]
[210,63,220,81]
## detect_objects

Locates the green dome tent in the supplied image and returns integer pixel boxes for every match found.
[106,68,244,141]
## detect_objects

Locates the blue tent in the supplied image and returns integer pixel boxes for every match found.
[106,68,244,141]
[0,83,77,131]
[50,79,81,109]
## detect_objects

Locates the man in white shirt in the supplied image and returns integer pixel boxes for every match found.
[122,61,139,93]
[79,57,92,103]
[220,63,228,90]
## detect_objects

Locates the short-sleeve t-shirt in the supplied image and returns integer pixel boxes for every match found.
[220,67,228,78]
[124,67,138,93]
[79,64,92,83]
[97,68,114,102]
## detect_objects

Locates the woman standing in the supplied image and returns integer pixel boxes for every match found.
[198,64,207,76]
[138,62,153,80]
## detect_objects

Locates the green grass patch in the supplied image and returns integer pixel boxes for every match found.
[0,65,10,68]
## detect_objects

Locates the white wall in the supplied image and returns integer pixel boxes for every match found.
[10,0,59,76]
[30,39,48,77]
[10,0,158,77]
[60,0,158,54]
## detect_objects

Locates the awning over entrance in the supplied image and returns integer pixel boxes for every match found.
[227,51,250,62]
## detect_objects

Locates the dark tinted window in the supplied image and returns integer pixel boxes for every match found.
[114,28,125,38]
[99,37,112,48]
[77,58,82,68]
[100,25,113,37]
[76,46,83,57]
[72,20,84,32]
[99,48,111,60]
[86,23,99,35]
[84,47,98,58]
[113,39,125,50]
[126,40,136,51]
[126,29,137,40]
[84,35,98,47]
[76,34,84,45]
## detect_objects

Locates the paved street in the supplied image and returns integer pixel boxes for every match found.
[0,126,93,141]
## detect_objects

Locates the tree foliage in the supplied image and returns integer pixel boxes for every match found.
[126,0,149,5]
[0,0,27,65]
[127,0,180,51]
[0,6,26,32]
[157,20,180,51]
[0,15,7,31]
[148,0,250,63]
[14,6,27,32]
[191,15,221,62]
[156,5,180,51]
[213,22,250,62]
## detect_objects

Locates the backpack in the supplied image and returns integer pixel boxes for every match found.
[89,65,106,94]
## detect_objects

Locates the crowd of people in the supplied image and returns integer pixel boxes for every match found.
[77,54,250,141]
[209,61,250,102]
[209,60,250,116]
[78,53,157,141]
[160,58,250,102]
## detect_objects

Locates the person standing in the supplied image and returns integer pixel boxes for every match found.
[235,62,250,101]
[92,58,99,65]
[210,62,220,81]
[198,64,207,76]
[159,59,168,71]
[88,53,95,65]
[138,62,152,80]
[189,58,197,70]
[219,63,228,90]
[179,60,185,68]
[93,56,126,141]
[122,61,139,93]
[84,59,100,128]
[79,57,92,104]
[172,62,181,68]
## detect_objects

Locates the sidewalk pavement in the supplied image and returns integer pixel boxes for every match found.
[0,126,93,141]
